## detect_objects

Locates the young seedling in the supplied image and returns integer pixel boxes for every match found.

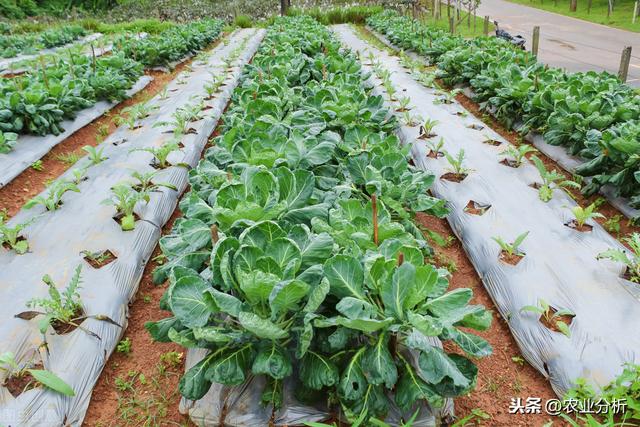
[597,233,640,282]
[442,149,470,182]
[520,299,574,337]
[0,131,17,154]
[500,144,538,168]
[0,215,32,254]
[82,145,107,165]
[567,202,605,232]
[400,111,421,127]
[71,168,88,185]
[116,102,157,130]
[426,137,445,159]
[81,249,116,268]
[17,265,119,338]
[434,88,461,104]
[493,231,529,265]
[132,141,182,170]
[419,117,439,139]
[158,87,169,100]
[102,184,149,231]
[531,156,580,202]
[55,152,80,165]
[24,180,80,211]
[0,352,75,397]
[604,214,622,235]
[130,170,177,193]
[396,96,411,112]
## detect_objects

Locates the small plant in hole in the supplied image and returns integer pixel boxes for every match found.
[24,180,80,211]
[116,102,157,130]
[132,141,182,170]
[82,145,107,165]
[16,265,119,338]
[531,156,581,202]
[566,202,604,232]
[71,168,88,185]
[500,144,538,168]
[441,149,470,182]
[0,214,32,254]
[31,160,44,171]
[493,231,529,265]
[0,352,75,397]
[400,111,421,127]
[130,170,177,193]
[158,87,169,100]
[597,233,640,282]
[464,200,491,216]
[419,117,439,139]
[434,88,461,104]
[604,214,622,235]
[81,249,116,268]
[520,299,574,337]
[117,337,132,354]
[102,184,149,231]
[395,96,411,112]
[426,137,445,158]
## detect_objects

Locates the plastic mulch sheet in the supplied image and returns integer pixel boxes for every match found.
[333,24,640,398]
[0,28,264,427]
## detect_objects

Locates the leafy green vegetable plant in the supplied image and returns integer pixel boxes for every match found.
[500,144,537,168]
[492,231,529,262]
[597,233,640,282]
[530,156,580,202]
[82,145,107,165]
[0,131,18,154]
[419,117,438,139]
[24,180,80,211]
[133,141,181,169]
[0,215,32,254]
[520,299,573,337]
[102,183,149,231]
[568,203,605,231]
[0,352,75,397]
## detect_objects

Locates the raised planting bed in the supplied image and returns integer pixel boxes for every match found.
[0,28,264,426]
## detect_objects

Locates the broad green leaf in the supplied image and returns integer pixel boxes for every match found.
[28,369,75,396]
[407,311,443,336]
[180,356,212,400]
[238,312,288,340]
[304,277,330,313]
[300,351,339,390]
[338,348,366,401]
[324,255,365,299]
[425,288,473,318]
[381,262,415,320]
[270,279,310,316]
[361,335,397,389]
[449,328,493,357]
[336,297,375,319]
[203,288,243,317]
[168,276,210,328]
[252,342,292,380]
[206,345,253,385]
[395,365,443,411]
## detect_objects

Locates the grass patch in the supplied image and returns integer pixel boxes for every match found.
[506,0,640,32]
[287,5,384,25]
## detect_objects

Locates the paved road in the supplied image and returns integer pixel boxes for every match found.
[476,0,640,86]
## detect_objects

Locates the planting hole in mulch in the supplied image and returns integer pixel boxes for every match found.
[499,250,524,266]
[538,306,575,333]
[2,236,27,251]
[500,158,520,168]
[83,249,117,269]
[113,212,142,228]
[467,123,485,131]
[112,138,128,146]
[51,311,84,334]
[150,159,171,170]
[4,362,43,398]
[464,200,491,216]
[565,219,593,232]
[427,149,444,159]
[441,172,467,183]
[483,138,502,146]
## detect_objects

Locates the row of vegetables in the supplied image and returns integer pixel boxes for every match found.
[146,16,492,424]
[0,24,86,58]
[0,19,223,154]
[367,10,640,208]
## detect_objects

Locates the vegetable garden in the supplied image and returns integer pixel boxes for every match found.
[0,3,639,427]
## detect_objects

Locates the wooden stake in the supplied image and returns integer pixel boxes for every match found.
[211,224,219,243]
[532,26,540,57]
[634,1,639,23]
[449,16,455,34]
[483,15,490,35]
[372,194,379,246]
[618,46,632,82]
